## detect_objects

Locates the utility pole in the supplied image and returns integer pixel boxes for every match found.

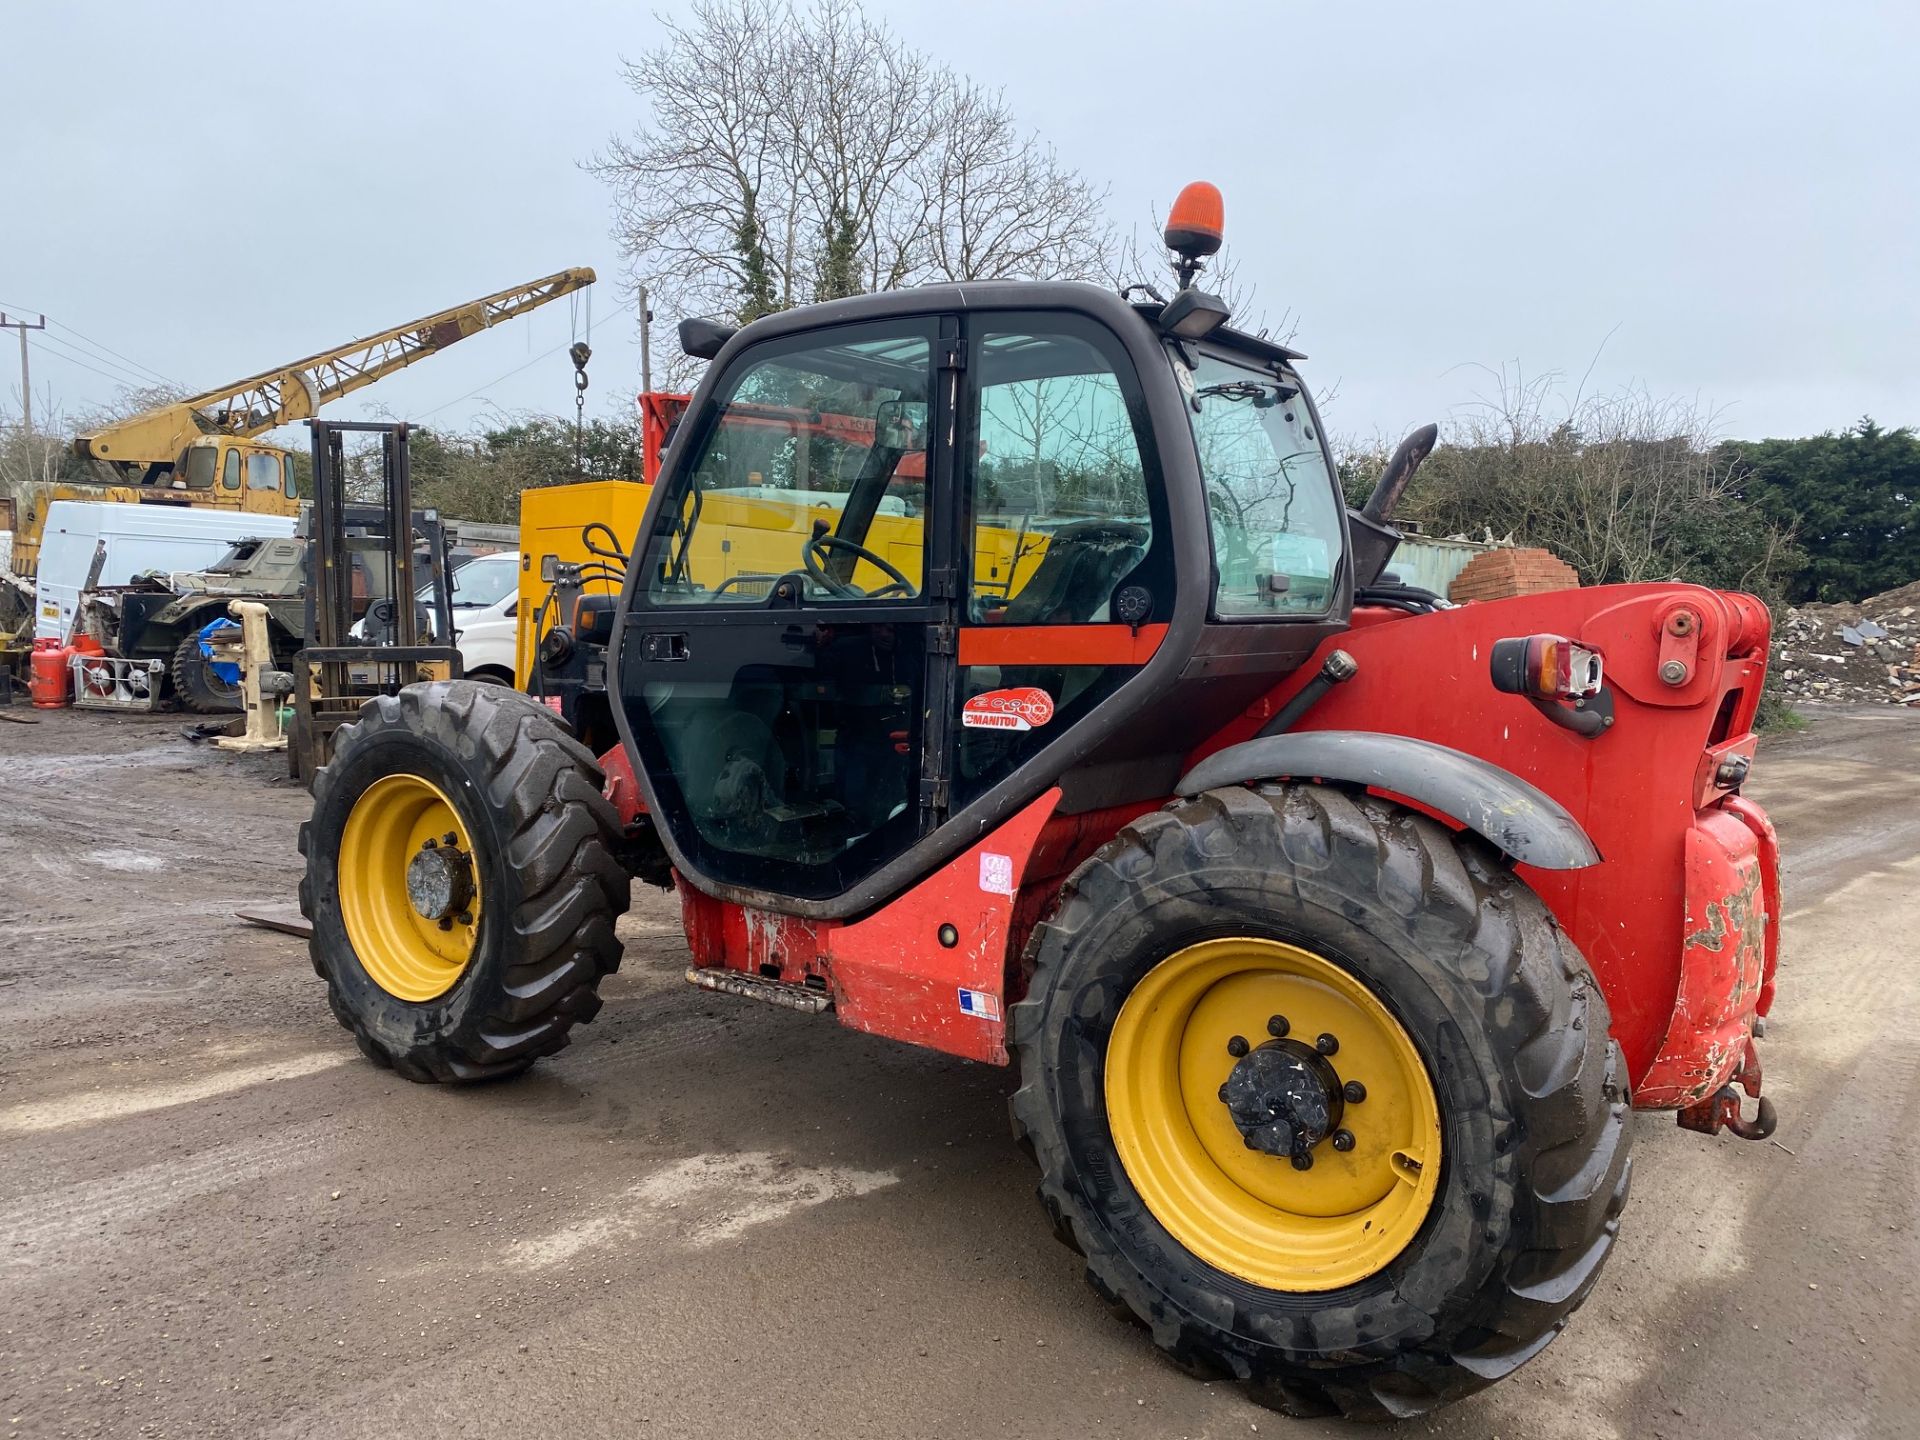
[0,312,47,437]
[637,284,653,397]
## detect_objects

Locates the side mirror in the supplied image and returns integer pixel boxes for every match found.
[873,399,928,451]
[679,317,737,360]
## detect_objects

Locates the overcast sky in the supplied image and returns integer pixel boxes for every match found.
[4,1,1915,450]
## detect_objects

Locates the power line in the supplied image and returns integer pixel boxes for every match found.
[34,329,169,393]
[0,298,183,389]
[47,320,183,389]
[21,338,137,391]
[416,343,572,420]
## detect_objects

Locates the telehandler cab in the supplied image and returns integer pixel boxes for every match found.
[301,183,1781,1420]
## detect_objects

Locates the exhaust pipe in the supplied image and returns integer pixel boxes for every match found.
[1348,422,1439,590]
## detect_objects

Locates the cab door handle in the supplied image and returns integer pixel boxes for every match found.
[641,632,690,661]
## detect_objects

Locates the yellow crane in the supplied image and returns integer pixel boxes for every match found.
[10,267,595,576]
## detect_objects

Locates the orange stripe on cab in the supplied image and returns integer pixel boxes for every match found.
[957,623,1168,667]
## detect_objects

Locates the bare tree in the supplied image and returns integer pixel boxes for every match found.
[1340,364,1800,601]
[591,0,1113,364]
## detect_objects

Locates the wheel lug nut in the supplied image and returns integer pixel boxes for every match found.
[443,832,459,847]
[456,912,473,926]
[1267,1014,1290,1038]
[1332,1129,1356,1152]
[1316,1032,1339,1056]
[1218,1083,1231,1102]
[1291,1153,1314,1171]
[437,917,453,931]
[1344,1080,1367,1104]
[422,838,437,850]
[1226,1035,1250,1057]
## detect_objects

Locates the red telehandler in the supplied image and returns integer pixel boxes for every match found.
[298,184,1780,1420]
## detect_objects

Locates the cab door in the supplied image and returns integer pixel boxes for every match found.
[617,316,959,902]
[950,313,1175,809]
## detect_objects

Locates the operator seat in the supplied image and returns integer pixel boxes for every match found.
[998,520,1149,626]
[959,520,1151,790]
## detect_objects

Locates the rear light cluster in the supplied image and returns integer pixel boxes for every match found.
[1490,634,1605,701]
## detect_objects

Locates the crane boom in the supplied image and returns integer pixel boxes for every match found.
[75,267,596,471]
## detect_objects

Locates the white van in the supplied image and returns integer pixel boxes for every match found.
[443,552,521,683]
[33,500,300,642]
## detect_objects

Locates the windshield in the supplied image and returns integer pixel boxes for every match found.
[424,556,517,608]
[1178,349,1344,615]
[642,322,935,605]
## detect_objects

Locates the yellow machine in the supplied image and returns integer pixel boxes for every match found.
[516,480,653,688]
[11,268,596,577]
[515,477,1051,690]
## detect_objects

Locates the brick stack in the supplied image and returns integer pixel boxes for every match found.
[1447,548,1581,604]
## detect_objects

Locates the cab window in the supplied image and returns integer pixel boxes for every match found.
[1182,351,1345,615]
[642,320,935,606]
[969,325,1152,623]
[246,452,282,491]
[182,447,216,489]
[282,454,298,498]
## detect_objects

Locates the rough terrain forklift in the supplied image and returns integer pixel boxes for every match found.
[300,184,1780,1420]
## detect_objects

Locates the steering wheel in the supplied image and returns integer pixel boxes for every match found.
[803,529,916,600]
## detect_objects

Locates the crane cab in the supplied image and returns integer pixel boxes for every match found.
[134,437,302,513]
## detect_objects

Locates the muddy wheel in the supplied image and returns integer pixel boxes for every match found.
[170,631,242,713]
[1009,784,1631,1421]
[299,680,630,1082]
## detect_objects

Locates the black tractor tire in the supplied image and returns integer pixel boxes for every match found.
[1009,784,1631,1422]
[170,631,242,713]
[299,680,630,1083]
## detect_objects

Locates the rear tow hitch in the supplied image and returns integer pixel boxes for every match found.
[1677,1036,1777,1141]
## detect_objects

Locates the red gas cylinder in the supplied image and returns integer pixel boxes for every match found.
[30,638,73,709]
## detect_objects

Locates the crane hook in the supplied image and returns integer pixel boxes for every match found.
[569,342,592,472]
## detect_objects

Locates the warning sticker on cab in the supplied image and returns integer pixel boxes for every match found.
[961,686,1055,732]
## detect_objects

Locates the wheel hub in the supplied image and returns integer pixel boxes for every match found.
[1220,1037,1345,1163]
[338,773,485,1003]
[1104,937,1443,1292]
[406,839,474,922]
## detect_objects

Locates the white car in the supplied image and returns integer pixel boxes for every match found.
[443,552,520,685]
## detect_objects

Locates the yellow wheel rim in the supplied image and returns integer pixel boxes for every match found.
[338,773,483,1003]
[1105,937,1442,1292]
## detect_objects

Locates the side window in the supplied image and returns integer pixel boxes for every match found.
[246,452,281,491]
[182,448,217,490]
[1183,352,1345,616]
[643,321,935,606]
[969,329,1151,623]
[282,454,298,498]
[954,318,1166,808]
[221,448,241,491]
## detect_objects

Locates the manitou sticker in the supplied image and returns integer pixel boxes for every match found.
[961,686,1055,732]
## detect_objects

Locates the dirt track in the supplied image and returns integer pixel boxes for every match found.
[2,705,1916,1439]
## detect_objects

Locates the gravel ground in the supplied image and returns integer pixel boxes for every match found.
[0,703,1915,1439]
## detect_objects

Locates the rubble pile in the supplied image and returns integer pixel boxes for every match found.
[1773,580,1920,705]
